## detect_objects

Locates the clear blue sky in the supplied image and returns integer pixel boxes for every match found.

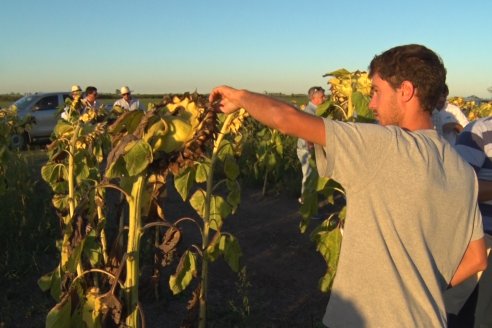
[1,0,491,98]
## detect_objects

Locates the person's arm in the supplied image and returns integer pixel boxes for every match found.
[442,122,464,135]
[449,237,488,287]
[210,86,326,146]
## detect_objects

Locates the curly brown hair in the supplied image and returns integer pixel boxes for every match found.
[368,44,446,113]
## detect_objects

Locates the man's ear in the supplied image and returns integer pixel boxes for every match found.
[400,81,416,102]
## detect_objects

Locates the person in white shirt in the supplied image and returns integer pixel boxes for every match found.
[113,86,142,111]
[296,86,325,204]
[61,84,83,120]
[431,84,469,145]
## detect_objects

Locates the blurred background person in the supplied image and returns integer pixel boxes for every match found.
[296,86,325,204]
[113,86,142,111]
[447,117,492,327]
[61,84,83,119]
[81,86,99,112]
[432,84,469,145]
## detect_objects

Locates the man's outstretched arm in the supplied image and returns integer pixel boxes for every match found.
[210,86,326,146]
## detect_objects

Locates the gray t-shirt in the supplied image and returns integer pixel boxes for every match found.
[315,119,483,327]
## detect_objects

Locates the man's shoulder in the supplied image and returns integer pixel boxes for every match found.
[444,102,461,112]
[444,103,468,123]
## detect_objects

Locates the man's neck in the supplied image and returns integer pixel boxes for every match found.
[399,111,433,131]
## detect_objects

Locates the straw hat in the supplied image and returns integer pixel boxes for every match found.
[71,85,82,93]
[120,86,132,95]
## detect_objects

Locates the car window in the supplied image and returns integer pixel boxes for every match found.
[13,95,36,110]
[34,95,59,111]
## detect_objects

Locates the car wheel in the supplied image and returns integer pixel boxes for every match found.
[10,132,29,150]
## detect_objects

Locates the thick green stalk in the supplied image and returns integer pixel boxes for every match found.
[347,93,353,120]
[198,114,235,328]
[347,76,354,119]
[262,170,268,196]
[125,175,145,328]
[61,125,81,274]
[96,204,109,265]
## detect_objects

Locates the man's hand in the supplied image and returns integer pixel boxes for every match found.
[442,122,464,135]
[209,86,242,114]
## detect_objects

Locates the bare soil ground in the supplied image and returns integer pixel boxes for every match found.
[3,183,331,328]
[142,186,331,328]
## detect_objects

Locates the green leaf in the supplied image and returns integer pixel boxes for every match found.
[38,270,54,292]
[189,189,206,220]
[226,179,241,213]
[41,163,68,184]
[352,91,374,122]
[174,166,195,201]
[223,155,239,180]
[123,140,153,176]
[322,68,350,77]
[205,234,221,262]
[41,265,63,301]
[53,121,74,138]
[313,224,342,292]
[205,234,242,272]
[316,176,331,192]
[274,134,283,155]
[319,271,336,293]
[217,139,234,161]
[195,161,210,183]
[189,191,231,230]
[105,157,128,179]
[74,152,90,183]
[209,195,231,230]
[65,240,85,274]
[299,170,324,231]
[316,100,333,117]
[169,250,197,295]
[219,235,242,272]
[109,110,144,135]
[265,153,277,171]
[46,294,72,328]
[81,289,103,328]
[83,232,102,267]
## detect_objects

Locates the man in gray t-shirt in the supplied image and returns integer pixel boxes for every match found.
[209,44,488,327]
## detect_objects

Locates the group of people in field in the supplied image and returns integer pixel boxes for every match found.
[61,85,143,119]
[60,44,491,327]
[210,44,491,327]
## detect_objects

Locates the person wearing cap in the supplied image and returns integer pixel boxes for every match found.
[61,84,83,120]
[113,86,142,111]
[71,85,82,98]
[297,86,325,204]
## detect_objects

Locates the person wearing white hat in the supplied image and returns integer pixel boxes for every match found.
[71,85,82,97]
[61,84,83,119]
[113,86,142,111]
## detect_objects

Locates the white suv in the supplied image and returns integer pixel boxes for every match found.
[11,92,69,147]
